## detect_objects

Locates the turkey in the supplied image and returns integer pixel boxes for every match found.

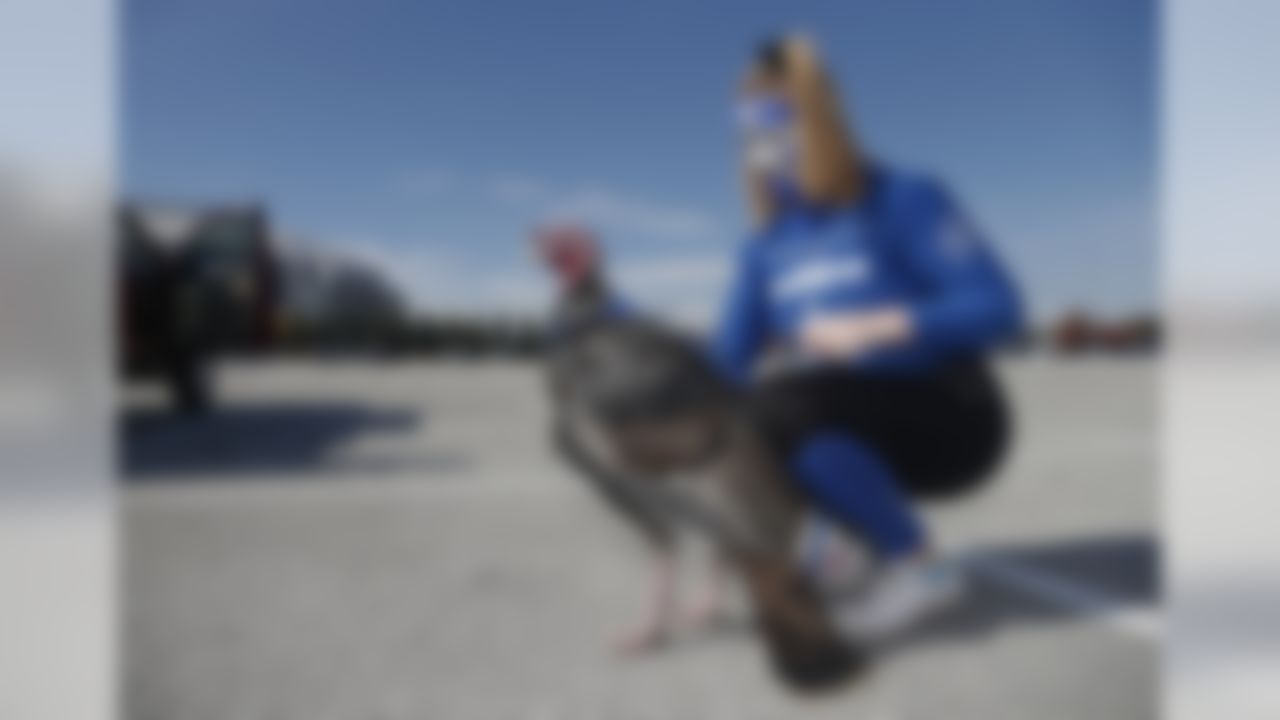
[536,224,863,691]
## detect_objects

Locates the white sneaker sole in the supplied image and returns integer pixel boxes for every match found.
[836,572,967,644]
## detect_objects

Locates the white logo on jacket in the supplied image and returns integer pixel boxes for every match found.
[770,257,870,301]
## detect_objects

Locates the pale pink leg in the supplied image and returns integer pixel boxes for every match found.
[682,552,729,630]
[615,553,676,655]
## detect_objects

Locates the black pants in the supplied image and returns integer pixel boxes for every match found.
[748,358,1011,500]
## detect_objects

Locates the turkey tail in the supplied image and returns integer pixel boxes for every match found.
[739,557,867,692]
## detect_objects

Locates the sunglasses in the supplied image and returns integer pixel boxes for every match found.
[736,96,794,133]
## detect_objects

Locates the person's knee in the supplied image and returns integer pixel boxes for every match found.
[788,431,924,558]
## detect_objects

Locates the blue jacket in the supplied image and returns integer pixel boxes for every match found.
[712,167,1023,383]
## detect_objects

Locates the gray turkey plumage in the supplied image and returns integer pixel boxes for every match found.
[543,265,865,692]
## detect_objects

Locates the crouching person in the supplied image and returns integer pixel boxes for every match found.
[713,36,1023,642]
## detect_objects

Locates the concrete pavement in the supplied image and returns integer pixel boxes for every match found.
[124,358,1157,720]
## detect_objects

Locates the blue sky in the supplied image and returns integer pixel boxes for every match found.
[125,0,1155,324]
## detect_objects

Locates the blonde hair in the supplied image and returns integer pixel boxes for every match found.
[741,37,865,226]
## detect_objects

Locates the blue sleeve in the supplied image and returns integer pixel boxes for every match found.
[710,242,770,386]
[895,181,1024,352]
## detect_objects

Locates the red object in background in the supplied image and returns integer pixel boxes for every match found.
[535,224,600,287]
[1050,310,1160,355]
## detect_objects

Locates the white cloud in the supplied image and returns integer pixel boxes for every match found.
[545,186,722,240]
[359,167,734,317]
[289,237,550,316]
[616,254,730,289]
[487,171,724,241]
[396,167,725,241]
[287,231,730,327]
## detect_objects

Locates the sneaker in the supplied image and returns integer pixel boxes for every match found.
[835,556,966,643]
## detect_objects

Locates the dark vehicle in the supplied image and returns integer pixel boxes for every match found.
[118,203,279,413]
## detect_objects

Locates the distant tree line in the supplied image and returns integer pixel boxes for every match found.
[277,313,549,359]
[275,309,1160,360]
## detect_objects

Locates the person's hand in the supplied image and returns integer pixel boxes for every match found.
[800,307,914,361]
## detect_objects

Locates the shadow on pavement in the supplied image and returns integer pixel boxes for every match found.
[662,534,1156,656]
[122,402,467,482]
[892,533,1158,651]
